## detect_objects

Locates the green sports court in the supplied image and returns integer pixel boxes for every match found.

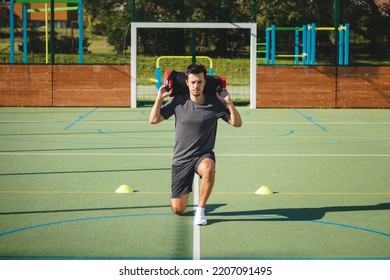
[0,107,389,260]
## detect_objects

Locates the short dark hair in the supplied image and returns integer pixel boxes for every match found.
[185,64,207,80]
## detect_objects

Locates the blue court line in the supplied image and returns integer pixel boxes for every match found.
[1,213,389,239]
[220,129,295,141]
[1,213,389,260]
[309,220,390,237]
[292,108,328,132]
[64,108,98,131]
[0,212,173,237]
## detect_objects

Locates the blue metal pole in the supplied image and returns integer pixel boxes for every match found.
[338,25,344,65]
[344,23,350,65]
[311,23,316,65]
[306,24,311,65]
[302,25,307,65]
[10,0,15,63]
[78,0,83,64]
[23,4,28,64]
[294,28,299,65]
[271,24,276,65]
[156,67,162,89]
[265,27,269,65]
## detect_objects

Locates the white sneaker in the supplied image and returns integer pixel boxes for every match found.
[194,207,207,226]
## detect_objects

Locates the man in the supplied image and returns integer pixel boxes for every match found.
[149,64,242,225]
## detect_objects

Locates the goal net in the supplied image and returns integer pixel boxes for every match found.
[130,22,257,108]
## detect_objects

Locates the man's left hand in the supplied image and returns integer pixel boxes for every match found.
[217,88,232,105]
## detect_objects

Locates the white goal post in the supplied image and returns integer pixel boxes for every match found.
[131,22,257,108]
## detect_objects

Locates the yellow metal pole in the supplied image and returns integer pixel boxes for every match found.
[156,56,213,69]
[316,27,336,31]
[276,54,305,58]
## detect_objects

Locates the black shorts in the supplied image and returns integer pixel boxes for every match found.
[171,152,215,198]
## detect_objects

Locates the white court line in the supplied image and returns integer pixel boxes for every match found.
[244,121,390,125]
[218,153,390,157]
[193,174,200,260]
[0,152,389,157]
[1,120,390,125]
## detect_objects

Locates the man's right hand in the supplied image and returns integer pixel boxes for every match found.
[150,86,172,124]
[158,85,173,100]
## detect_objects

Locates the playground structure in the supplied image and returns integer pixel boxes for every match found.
[152,56,214,89]
[258,23,350,66]
[9,0,84,64]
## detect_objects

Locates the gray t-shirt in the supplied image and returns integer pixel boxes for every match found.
[160,94,230,164]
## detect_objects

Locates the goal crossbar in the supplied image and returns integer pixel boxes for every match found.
[131,22,257,108]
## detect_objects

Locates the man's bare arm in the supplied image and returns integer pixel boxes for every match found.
[149,86,172,124]
[217,88,242,127]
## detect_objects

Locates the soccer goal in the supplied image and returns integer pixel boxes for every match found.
[130,22,257,108]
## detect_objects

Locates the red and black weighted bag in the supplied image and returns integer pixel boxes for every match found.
[164,70,226,96]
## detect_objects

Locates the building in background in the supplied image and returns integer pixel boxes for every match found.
[1,0,78,28]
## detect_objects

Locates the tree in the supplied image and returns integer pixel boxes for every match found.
[83,0,388,59]
[342,0,390,56]
[0,4,21,39]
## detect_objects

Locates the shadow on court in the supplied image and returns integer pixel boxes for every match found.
[1,200,389,224]
[204,203,390,225]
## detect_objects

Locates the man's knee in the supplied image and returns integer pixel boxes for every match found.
[171,196,188,215]
[171,205,186,215]
[198,158,215,177]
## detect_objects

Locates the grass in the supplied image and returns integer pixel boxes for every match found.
[136,56,250,85]
[0,28,251,85]
[1,27,389,85]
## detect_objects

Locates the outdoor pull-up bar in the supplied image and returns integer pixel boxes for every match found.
[9,0,83,64]
[264,23,350,66]
[153,56,214,89]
